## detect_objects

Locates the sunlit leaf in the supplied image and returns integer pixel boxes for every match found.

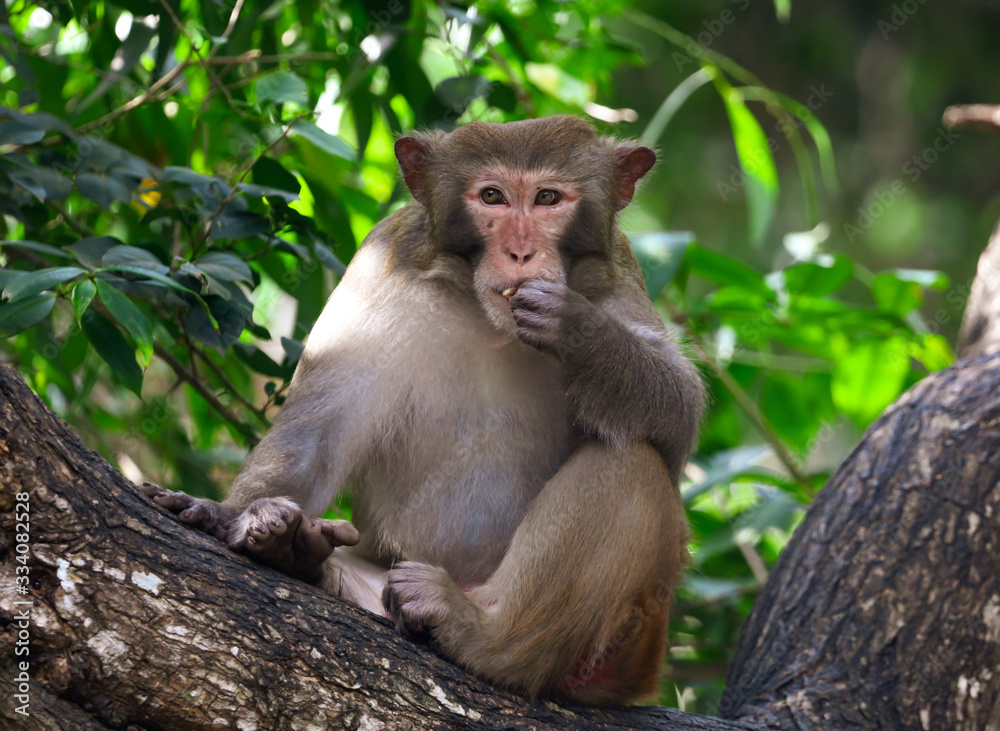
[686,244,772,297]
[832,337,910,427]
[291,121,356,161]
[95,279,153,366]
[72,280,96,320]
[715,79,779,246]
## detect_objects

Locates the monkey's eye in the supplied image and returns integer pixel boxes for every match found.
[480,188,507,205]
[534,189,562,206]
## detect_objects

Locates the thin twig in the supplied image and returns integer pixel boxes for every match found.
[483,42,536,117]
[156,0,235,110]
[943,104,1000,132]
[153,342,260,446]
[190,344,271,427]
[691,337,814,494]
[79,63,189,133]
[48,201,92,237]
[199,113,306,245]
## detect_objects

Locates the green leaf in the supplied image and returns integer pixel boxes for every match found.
[77,172,134,209]
[872,273,923,317]
[209,211,270,241]
[67,236,120,268]
[909,334,954,372]
[7,163,73,201]
[255,70,309,106]
[281,337,304,366]
[434,75,492,112]
[194,252,254,283]
[236,182,299,202]
[0,294,55,337]
[98,265,196,294]
[893,268,950,290]
[95,279,153,366]
[185,297,249,354]
[0,118,46,145]
[101,245,170,274]
[716,81,779,246]
[832,337,910,427]
[0,240,72,259]
[0,270,26,290]
[783,256,853,296]
[686,244,772,297]
[252,157,300,194]
[233,342,294,379]
[772,0,791,23]
[80,309,144,397]
[178,262,231,300]
[291,121,356,161]
[72,280,96,320]
[629,231,694,298]
[312,242,346,274]
[3,266,85,302]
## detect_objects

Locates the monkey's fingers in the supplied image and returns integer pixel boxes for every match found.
[319,519,361,548]
[139,481,163,497]
[287,518,353,567]
[144,484,196,513]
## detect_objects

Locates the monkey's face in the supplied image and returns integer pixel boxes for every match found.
[464,168,573,335]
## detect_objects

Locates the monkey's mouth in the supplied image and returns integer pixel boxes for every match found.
[501,286,519,299]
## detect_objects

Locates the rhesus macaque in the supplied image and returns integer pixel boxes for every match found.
[143,115,704,705]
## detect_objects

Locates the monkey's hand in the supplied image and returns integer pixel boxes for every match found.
[140,481,238,542]
[228,498,360,584]
[383,562,477,639]
[509,279,596,355]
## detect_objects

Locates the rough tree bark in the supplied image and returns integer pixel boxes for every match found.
[2,243,999,730]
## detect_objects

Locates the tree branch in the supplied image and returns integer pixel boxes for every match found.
[0,364,753,730]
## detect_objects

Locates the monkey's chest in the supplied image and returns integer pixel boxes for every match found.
[358,359,573,583]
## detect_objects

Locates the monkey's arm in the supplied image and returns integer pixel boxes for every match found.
[510,278,704,481]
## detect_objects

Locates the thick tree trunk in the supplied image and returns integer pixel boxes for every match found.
[957,217,1000,358]
[721,352,1000,730]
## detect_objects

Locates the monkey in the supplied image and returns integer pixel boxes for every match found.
[142,115,705,705]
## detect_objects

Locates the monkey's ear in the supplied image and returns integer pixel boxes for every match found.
[395,136,431,205]
[615,145,656,211]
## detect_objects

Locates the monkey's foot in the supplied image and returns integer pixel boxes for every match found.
[229,498,360,584]
[383,562,468,637]
[139,481,236,542]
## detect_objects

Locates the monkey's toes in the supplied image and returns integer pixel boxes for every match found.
[383,562,454,635]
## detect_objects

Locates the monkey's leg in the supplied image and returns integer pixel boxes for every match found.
[318,549,390,616]
[383,440,687,705]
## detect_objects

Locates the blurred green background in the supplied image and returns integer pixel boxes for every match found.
[1,0,998,714]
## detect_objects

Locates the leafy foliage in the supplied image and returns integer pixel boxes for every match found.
[0,0,956,714]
